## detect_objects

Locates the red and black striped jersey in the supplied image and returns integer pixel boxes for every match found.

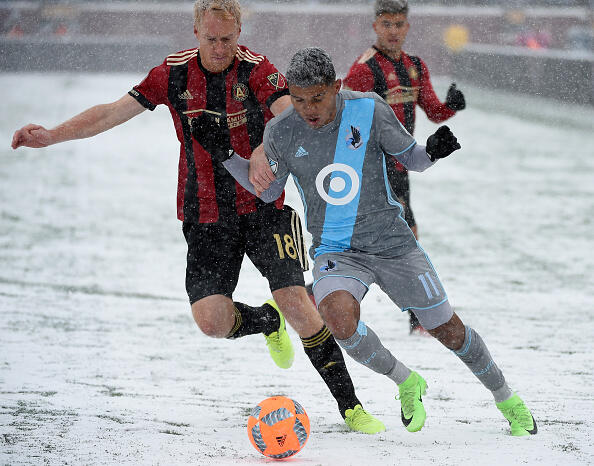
[343,47,455,135]
[343,47,455,174]
[129,45,288,223]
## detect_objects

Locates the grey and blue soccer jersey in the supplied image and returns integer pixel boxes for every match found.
[263,90,435,259]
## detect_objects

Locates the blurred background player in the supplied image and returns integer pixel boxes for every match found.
[341,0,466,335]
[11,0,384,434]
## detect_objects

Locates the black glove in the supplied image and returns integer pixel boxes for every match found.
[190,112,232,163]
[426,125,461,161]
[445,83,466,111]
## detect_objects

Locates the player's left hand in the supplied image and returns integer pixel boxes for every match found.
[445,83,466,111]
[249,144,275,196]
[426,125,461,161]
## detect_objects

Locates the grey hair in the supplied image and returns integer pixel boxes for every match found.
[375,0,409,17]
[285,47,336,87]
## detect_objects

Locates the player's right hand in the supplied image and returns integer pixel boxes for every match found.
[249,145,275,196]
[11,124,53,149]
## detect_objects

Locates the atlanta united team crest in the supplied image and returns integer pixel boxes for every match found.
[408,66,419,80]
[267,72,286,90]
[232,83,249,102]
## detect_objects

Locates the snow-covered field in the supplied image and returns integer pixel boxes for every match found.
[1,73,593,465]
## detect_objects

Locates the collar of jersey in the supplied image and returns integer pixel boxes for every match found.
[196,50,235,76]
[372,45,403,65]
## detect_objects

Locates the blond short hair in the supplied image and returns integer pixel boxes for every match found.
[194,0,241,27]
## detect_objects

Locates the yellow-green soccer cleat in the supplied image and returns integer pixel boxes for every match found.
[344,405,386,434]
[263,299,294,369]
[496,394,537,436]
[397,371,427,432]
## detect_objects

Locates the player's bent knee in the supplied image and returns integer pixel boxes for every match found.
[427,312,465,350]
[318,290,359,339]
[191,296,234,338]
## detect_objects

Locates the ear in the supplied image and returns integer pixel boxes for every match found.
[193,24,199,41]
[334,79,342,94]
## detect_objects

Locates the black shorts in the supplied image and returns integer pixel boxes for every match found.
[182,204,308,304]
[387,167,416,228]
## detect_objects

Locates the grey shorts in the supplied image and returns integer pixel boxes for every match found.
[312,246,453,330]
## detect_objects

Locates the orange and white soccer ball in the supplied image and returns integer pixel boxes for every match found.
[247,396,310,459]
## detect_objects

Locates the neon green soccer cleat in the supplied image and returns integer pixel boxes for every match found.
[496,394,537,436]
[344,405,386,434]
[263,299,294,369]
[397,371,427,432]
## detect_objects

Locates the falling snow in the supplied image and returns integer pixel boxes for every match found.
[1,73,593,465]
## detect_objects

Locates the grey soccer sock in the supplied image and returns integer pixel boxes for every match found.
[454,326,512,402]
[336,320,411,385]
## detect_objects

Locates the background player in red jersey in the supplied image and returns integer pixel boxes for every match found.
[342,0,466,335]
[11,0,384,434]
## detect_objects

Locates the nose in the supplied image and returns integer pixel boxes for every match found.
[304,101,318,111]
[213,41,227,54]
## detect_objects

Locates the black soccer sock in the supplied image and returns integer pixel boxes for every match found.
[301,325,361,418]
[226,302,280,339]
[409,310,421,331]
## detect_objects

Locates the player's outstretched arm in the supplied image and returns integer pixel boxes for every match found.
[390,126,461,172]
[11,94,146,150]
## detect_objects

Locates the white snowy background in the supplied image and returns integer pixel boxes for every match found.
[1,73,593,465]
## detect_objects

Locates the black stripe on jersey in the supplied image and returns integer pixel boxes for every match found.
[204,68,236,219]
[366,58,388,101]
[390,57,415,134]
[237,60,265,152]
[167,63,199,221]
[265,88,290,110]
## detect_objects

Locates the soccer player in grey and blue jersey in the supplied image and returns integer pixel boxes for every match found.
[226,47,537,436]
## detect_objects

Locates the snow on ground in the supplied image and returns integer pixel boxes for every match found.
[1,73,593,465]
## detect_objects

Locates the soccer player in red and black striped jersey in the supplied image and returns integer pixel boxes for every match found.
[342,0,466,335]
[11,0,385,434]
